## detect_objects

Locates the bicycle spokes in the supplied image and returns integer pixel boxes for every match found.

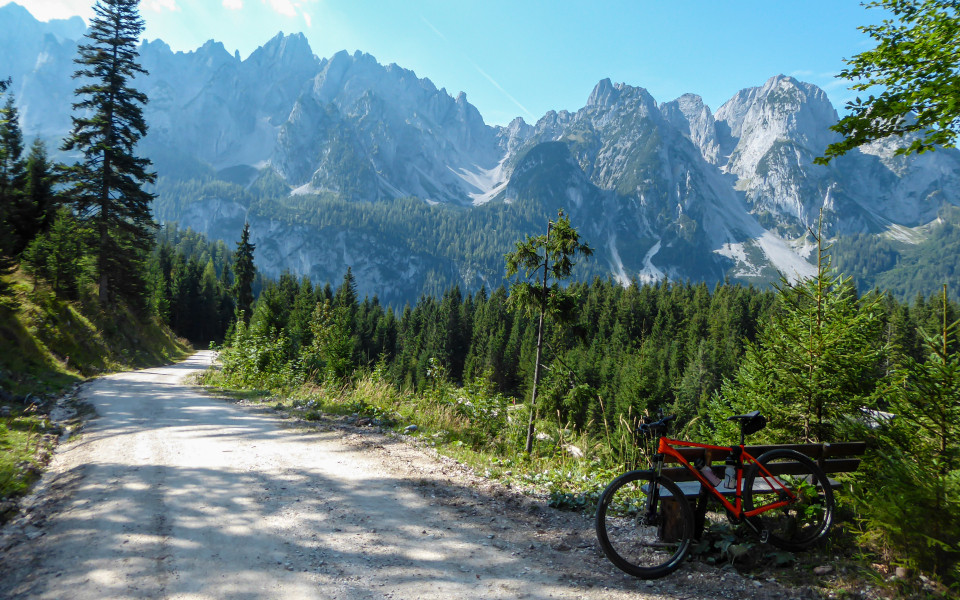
[743,450,835,551]
[596,471,693,578]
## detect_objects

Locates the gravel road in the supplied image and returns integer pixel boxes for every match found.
[0,351,811,599]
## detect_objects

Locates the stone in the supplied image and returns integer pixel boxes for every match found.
[813,565,834,576]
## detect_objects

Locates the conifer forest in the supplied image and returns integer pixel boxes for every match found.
[1,0,959,593]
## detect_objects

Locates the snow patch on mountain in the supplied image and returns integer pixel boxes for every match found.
[606,235,631,286]
[756,231,818,281]
[460,156,509,205]
[638,240,665,284]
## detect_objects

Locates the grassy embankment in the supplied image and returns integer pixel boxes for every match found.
[0,268,191,518]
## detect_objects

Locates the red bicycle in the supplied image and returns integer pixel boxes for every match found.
[595,411,835,578]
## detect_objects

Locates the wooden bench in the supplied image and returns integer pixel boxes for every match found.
[655,442,866,538]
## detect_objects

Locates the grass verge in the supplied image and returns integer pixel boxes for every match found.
[0,268,192,517]
[195,363,953,599]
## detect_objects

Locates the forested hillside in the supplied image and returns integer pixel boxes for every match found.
[834,207,960,300]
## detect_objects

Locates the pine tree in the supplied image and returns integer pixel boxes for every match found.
[11,139,60,255]
[709,225,887,443]
[21,207,87,298]
[61,0,156,306]
[287,277,317,354]
[334,266,359,312]
[0,85,26,282]
[302,299,355,381]
[505,210,593,452]
[147,242,172,323]
[0,79,16,295]
[0,91,25,209]
[861,286,960,583]
[231,222,256,325]
[199,258,220,343]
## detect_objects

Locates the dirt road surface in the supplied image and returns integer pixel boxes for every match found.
[0,351,811,599]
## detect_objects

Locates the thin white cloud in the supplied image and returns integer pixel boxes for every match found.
[421,17,448,42]
[421,16,534,121]
[822,78,851,91]
[474,64,535,120]
[303,11,312,27]
[266,0,297,17]
[11,0,93,21]
[223,0,243,10]
[143,0,180,13]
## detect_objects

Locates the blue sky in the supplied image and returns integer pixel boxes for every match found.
[8,0,882,126]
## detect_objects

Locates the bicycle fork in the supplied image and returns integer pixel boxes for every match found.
[643,453,666,526]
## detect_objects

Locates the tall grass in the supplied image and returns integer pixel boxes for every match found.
[199,357,634,508]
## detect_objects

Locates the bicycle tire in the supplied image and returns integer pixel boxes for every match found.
[743,448,835,551]
[595,470,694,578]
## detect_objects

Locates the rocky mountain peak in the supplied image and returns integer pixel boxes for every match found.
[716,75,838,146]
[247,31,318,71]
[0,3,83,44]
[0,2,83,46]
[194,39,233,64]
[661,93,721,164]
[587,78,620,107]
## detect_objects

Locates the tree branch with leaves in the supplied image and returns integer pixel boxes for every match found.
[818,0,960,163]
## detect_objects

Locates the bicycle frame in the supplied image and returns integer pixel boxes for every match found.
[653,437,796,519]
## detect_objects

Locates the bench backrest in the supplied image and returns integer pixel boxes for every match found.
[659,441,866,483]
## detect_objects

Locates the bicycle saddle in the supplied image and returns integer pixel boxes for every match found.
[727,411,766,435]
[727,410,761,422]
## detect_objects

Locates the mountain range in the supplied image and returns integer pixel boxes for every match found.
[3,2,959,305]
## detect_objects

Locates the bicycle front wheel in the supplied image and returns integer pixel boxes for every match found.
[595,470,693,578]
[743,449,834,551]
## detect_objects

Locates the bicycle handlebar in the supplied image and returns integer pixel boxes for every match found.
[638,414,675,435]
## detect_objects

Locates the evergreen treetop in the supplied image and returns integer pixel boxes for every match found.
[232,222,256,324]
[61,0,156,305]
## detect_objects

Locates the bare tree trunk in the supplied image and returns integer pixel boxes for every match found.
[525,309,545,453]
[524,221,551,453]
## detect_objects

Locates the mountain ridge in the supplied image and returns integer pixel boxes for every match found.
[3,3,960,304]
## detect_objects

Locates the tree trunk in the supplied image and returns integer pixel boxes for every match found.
[525,309,545,453]
[524,220,552,453]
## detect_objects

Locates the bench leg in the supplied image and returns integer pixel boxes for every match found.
[694,490,710,540]
[658,497,687,542]
[658,491,709,542]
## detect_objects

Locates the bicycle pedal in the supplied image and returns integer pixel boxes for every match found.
[760,529,770,544]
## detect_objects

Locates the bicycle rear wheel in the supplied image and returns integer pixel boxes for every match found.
[743,449,834,551]
[595,470,693,578]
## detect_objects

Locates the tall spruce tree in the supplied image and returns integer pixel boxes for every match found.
[0,88,26,255]
[231,222,256,325]
[861,285,960,582]
[0,91,25,206]
[12,139,60,255]
[505,210,593,453]
[0,78,16,292]
[708,225,886,443]
[61,0,155,306]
